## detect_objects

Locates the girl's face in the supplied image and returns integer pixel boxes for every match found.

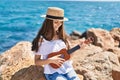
[53,20,62,31]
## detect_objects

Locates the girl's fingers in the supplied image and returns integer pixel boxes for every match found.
[58,59,65,63]
[57,61,64,67]
[57,58,65,61]
[50,54,63,59]
[53,59,65,67]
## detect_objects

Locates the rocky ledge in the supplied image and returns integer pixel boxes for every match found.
[0,28,120,80]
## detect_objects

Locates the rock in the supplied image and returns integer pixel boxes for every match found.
[87,28,115,50]
[108,47,120,63]
[70,30,82,40]
[0,41,34,80]
[70,40,120,80]
[110,28,120,47]
[11,65,45,80]
[112,70,120,80]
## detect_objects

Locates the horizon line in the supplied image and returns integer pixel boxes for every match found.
[10,0,120,1]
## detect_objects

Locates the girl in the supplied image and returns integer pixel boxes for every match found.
[32,7,81,80]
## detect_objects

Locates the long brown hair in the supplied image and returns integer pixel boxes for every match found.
[32,19,70,52]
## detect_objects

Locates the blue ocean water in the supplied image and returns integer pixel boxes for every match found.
[0,1,120,54]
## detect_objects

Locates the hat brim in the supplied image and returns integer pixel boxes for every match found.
[40,15,69,21]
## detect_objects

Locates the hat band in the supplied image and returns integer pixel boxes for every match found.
[46,15,64,20]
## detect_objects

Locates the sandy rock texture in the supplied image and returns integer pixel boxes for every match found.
[0,28,120,80]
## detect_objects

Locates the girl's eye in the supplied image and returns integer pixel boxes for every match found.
[54,20,62,24]
[54,22,58,24]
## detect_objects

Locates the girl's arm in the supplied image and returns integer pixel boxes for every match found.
[35,55,51,66]
[34,55,65,66]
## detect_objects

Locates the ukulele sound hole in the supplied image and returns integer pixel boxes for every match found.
[59,54,64,58]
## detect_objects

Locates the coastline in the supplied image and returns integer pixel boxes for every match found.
[0,27,120,80]
[1,1,120,54]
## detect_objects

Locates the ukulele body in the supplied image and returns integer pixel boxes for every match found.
[47,37,93,69]
[47,48,70,69]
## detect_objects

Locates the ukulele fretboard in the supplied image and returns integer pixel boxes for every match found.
[67,45,80,54]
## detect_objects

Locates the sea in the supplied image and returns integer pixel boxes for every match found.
[0,1,120,54]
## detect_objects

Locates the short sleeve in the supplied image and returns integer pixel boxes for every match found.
[33,51,44,59]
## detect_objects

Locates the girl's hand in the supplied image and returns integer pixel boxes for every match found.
[48,54,65,67]
[79,41,87,49]
[79,37,94,49]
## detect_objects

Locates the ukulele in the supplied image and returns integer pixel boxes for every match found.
[47,37,94,69]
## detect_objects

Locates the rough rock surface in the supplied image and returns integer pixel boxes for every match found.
[0,28,120,80]
[0,41,34,80]
[87,28,114,50]
[110,28,120,47]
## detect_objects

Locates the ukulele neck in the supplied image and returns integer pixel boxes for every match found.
[67,45,80,54]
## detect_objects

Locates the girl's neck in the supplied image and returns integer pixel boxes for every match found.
[56,30,59,35]
[52,34,59,40]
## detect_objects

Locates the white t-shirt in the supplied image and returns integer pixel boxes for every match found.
[34,38,73,74]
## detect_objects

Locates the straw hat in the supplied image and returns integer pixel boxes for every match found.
[41,7,68,21]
